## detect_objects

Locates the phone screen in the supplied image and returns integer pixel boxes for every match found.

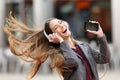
[84,22,98,31]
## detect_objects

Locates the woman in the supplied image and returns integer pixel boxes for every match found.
[4,13,110,80]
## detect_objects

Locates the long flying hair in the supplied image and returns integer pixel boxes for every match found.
[3,12,64,80]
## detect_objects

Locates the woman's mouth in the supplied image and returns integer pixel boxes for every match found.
[63,29,67,33]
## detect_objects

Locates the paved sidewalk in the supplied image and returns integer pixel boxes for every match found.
[0,70,120,80]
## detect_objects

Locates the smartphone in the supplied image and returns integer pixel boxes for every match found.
[84,21,99,31]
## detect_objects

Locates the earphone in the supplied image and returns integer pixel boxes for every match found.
[43,30,49,39]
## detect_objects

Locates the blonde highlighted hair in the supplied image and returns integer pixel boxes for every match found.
[3,12,64,80]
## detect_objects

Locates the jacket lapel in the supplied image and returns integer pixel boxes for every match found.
[76,41,98,78]
[76,41,89,59]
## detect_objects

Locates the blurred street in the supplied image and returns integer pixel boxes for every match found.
[0,70,120,80]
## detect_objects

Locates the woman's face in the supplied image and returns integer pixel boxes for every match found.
[49,19,71,39]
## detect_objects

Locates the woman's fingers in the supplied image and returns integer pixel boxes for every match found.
[89,20,99,24]
[48,33,63,43]
[86,29,97,34]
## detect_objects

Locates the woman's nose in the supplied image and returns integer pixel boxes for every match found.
[60,24,64,29]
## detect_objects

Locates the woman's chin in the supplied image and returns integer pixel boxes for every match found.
[64,32,71,38]
[67,31,71,36]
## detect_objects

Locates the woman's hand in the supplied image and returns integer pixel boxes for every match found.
[86,21,104,38]
[48,33,64,43]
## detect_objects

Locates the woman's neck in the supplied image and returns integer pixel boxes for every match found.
[66,37,76,49]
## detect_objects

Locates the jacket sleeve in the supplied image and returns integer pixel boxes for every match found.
[89,34,110,64]
[60,41,78,69]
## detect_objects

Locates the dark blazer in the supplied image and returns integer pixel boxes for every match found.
[60,35,110,80]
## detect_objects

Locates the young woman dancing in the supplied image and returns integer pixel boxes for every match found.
[4,13,110,80]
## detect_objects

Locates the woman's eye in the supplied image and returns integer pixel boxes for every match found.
[55,26,59,30]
